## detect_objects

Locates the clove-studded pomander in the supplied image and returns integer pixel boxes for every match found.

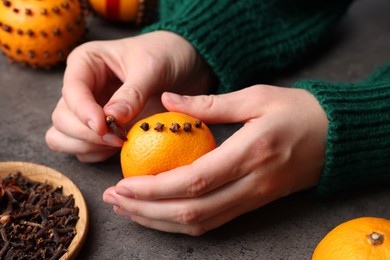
[0,0,86,68]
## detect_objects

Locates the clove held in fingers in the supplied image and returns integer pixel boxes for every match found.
[105,115,128,141]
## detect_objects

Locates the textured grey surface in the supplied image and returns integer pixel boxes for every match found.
[1,0,390,259]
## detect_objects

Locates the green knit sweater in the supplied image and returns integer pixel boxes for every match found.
[143,0,390,196]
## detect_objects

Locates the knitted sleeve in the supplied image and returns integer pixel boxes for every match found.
[143,0,353,93]
[294,63,390,196]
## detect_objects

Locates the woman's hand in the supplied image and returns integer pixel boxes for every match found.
[103,85,329,236]
[45,31,214,162]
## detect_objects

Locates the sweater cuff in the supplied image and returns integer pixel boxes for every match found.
[293,66,390,196]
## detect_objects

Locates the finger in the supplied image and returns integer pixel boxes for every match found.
[104,171,257,225]
[161,88,263,123]
[102,61,166,125]
[103,157,279,228]
[114,147,237,200]
[118,202,249,236]
[103,82,147,125]
[52,98,111,145]
[45,127,118,155]
[114,206,210,235]
[62,46,108,135]
[102,50,163,125]
[111,187,272,236]
[52,98,124,147]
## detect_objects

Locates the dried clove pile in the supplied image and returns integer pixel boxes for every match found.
[0,172,79,259]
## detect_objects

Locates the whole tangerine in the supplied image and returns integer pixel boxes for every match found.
[312,217,390,259]
[89,0,138,22]
[88,0,156,25]
[0,0,86,68]
[120,112,217,178]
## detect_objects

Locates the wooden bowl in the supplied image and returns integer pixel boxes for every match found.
[0,161,88,260]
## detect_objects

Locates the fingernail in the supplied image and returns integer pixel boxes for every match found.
[106,102,129,116]
[116,185,134,198]
[87,120,98,133]
[103,193,118,205]
[103,133,123,147]
[165,92,188,104]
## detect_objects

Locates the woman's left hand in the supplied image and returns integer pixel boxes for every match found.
[103,85,329,236]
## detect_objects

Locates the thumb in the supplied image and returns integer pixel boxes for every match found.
[103,83,147,125]
[161,90,254,124]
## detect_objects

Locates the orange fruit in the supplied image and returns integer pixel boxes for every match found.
[88,0,156,24]
[313,217,390,259]
[89,0,139,22]
[0,0,86,68]
[120,112,216,178]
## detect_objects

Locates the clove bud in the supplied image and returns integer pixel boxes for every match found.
[106,115,128,141]
[183,122,192,132]
[154,122,164,132]
[169,123,180,133]
[140,122,149,131]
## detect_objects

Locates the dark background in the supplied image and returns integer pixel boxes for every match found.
[1,0,390,259]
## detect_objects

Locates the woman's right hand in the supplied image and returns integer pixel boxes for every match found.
[45,31,215,162]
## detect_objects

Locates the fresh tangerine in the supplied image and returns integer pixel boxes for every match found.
[120,112,216,178]
[88,0,156,24]
[313,217,390,259]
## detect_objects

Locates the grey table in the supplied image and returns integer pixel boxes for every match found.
[1,0,390,259]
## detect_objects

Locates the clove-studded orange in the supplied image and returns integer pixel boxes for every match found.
[0,0,86,68]
[312,217,390,259]
[120,112,217,178]
[88,0,156,24]
[89,0,139,22]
